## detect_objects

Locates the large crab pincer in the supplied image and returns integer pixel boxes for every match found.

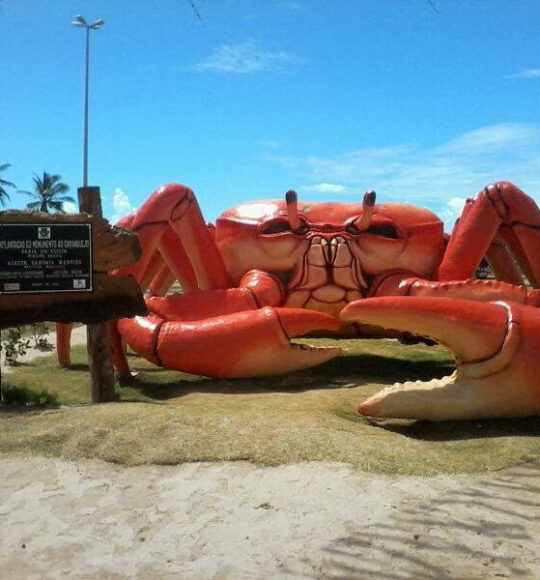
[342,297,540,420]
[119,300,340,379]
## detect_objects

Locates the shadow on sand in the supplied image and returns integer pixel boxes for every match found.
[298,459,540,579]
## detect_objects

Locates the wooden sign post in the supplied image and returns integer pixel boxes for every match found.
[0,191,146,403]
[78,186,116,402]
[0,213,145,326]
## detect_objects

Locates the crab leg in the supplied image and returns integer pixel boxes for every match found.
[115,184,229,292]
[119,306,341,378]
[485,234,524,286]
[438,182,540,286]
[342,296,540,420]
[148,263,176,297]
[109,320,131,377]
[395,278,540,307]
[56,322,72,367]
[156,228,198,293]
[138,252,164,290]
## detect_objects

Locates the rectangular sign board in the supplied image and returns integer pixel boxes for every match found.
[0,223,92,293]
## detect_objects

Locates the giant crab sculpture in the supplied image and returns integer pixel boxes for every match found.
[58,181,540,421]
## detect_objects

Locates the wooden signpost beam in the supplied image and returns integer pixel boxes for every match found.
[78,186,117,402]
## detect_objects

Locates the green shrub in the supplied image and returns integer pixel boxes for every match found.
[1,327,31,366]
[1,382,59,407]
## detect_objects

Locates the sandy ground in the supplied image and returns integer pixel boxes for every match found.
[0,457,538,579]
[1,329,539,578]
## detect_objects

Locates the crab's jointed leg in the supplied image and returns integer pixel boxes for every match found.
[56,322,72,367]
[374,276,540,307]
[438,182,540,286]
[114,184,229,292]
[367,182,540,315]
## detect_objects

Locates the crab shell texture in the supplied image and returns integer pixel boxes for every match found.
[214,199,445,332]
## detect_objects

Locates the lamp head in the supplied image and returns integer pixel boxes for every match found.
[72,14,88,27]
[72,15,105,29]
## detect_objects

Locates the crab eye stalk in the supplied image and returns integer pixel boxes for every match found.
[353,191,376,233]
[286,189,302,231]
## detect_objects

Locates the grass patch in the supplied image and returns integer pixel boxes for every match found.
[0,339,538,475]
[1,381,59,408]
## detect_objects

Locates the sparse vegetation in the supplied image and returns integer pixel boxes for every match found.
[1,381,59,407]
[1,323,53,366]
[1,327,31,366]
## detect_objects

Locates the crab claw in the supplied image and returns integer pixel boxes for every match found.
[119,306,341,379]
[341,297,540,420]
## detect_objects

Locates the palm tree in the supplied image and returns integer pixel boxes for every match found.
[20,172,74,213]
[0,163,16,207]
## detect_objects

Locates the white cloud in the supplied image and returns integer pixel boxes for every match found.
[265,123,540,232]
[510,68,540,79]
[304,182,346,193]
[441,123,540,155]
[111,187,137,224]
[439,197,466,231]
[306,146,411,183]
[62,201,77,214]
[193,41,303,74]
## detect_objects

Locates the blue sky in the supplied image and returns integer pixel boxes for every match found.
[1,0,539,230]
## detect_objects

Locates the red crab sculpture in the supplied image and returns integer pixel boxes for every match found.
[58,181,540,421]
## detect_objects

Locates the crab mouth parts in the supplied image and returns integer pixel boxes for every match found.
[289,235,367,294]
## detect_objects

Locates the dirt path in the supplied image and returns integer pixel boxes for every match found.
[0,456,538,579]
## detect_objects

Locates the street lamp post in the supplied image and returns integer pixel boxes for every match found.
[72,15,117,403]
[72,15,104,188]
